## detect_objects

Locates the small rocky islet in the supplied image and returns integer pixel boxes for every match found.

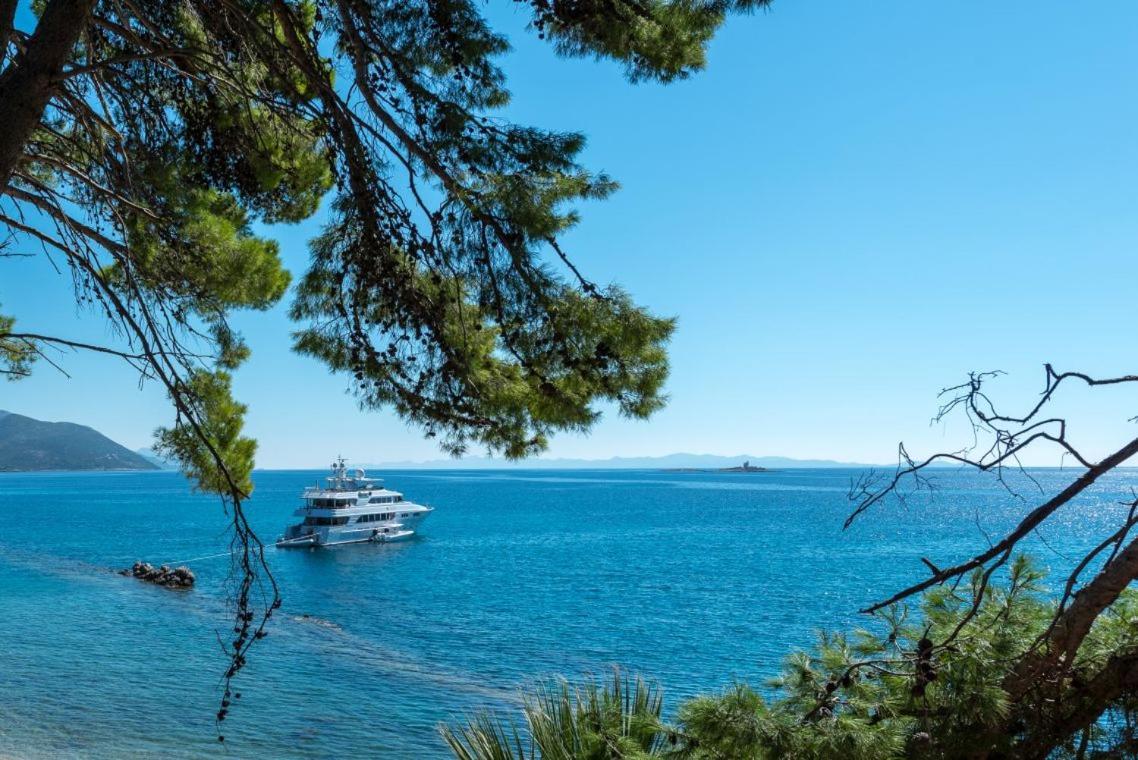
[661,461,770,473]
[119,561,196,589]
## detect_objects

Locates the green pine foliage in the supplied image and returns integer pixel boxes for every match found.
[533,0,774,83]
[154,370,257,497]
[0,306,35,380]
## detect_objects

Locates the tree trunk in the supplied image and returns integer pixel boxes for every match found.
[1014,650,1138,760]
[0,0,95,189]
[962,539,1138,759]
[0,0,18,52]
[1019,536,1138,694]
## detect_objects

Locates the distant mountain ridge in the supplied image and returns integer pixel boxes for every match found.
[0,411,158,472]
[359,452,875,470]
[135,447,177,469]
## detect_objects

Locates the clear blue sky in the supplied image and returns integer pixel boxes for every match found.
[4,1,1138,468]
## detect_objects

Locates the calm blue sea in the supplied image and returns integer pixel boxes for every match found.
[0,467,1134,758]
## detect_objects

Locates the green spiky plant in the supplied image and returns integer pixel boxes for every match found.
[441,670,667,760]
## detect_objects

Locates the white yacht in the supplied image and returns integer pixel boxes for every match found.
[276,458,433,548]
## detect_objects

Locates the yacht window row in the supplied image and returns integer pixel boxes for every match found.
[303,516,349,526]
[357,513,395,523]
[306,495,402,507]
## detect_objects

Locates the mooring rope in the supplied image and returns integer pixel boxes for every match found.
[162,550,235,565]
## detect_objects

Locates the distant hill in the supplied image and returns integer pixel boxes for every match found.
[0,411,159,472]
[135,447,177,469]
[361,452,874,470]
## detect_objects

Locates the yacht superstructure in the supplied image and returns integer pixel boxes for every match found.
[276,458,433,547]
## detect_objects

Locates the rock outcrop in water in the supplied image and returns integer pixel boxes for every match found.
[120,561,196,589]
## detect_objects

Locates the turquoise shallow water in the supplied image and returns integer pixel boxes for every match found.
[1,467,1134,757]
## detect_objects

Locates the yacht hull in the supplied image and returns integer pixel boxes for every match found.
[276,509,431,548]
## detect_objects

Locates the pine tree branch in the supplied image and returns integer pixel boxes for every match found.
[861,434,1138,614]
